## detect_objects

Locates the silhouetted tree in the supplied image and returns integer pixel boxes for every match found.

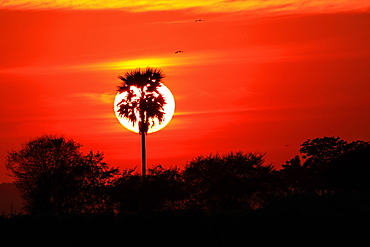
[281,137,370,196]
[110,168,141,212]
[111,165,185,213]
[116,67,166,178]
[146,165,186,210]
[280,155,306,194]
[5,135,119,215]
[182,152,280,211]
[325,145,370,195]
[300,136,348,169]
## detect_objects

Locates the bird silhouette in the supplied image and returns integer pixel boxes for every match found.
[195,19,204,22]
[175,51,184,54]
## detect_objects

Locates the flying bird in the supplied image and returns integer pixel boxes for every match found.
[175,51,184,54]
[195,19,204,22]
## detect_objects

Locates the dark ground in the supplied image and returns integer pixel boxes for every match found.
[1,207,369,247]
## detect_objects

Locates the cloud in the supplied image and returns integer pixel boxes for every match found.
[73,46,282,71]
[2,0,370,14]
[69,92,115,104]
[0,51,220,74]
[76,57,193,71]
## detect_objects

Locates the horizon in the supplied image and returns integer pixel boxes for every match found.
[1,1,370,183]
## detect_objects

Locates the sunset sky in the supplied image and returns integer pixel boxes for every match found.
[1,1,370,182]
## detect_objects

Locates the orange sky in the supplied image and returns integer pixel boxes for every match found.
[1,1,370,182]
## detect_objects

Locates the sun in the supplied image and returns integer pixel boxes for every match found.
[114,83,175,133]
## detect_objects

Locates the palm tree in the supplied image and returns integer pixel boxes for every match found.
[116,67,166,178]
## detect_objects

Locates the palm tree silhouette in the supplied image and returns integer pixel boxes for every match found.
[116,67,166,178]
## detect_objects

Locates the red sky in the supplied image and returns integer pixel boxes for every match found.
[1,1,370,182]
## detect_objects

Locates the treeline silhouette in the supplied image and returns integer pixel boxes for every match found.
[2,135,370,246]
[4,135,370,215]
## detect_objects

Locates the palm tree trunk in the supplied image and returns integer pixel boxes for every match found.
[141,133,146,178]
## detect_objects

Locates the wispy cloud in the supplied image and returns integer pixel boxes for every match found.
[174,103,314,117]
[0,51,224,74]
[2,0,370,14]
[76,56,200,71]
[69,92,115,104]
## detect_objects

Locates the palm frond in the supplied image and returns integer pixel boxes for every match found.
[116,67,168,134]
[117,67,165,91]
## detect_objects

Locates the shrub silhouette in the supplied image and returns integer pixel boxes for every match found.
[182,152,281,211]
[111,165,185,213]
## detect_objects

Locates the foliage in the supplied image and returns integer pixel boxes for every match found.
[325,145,370,194]
[300,136,348,167]
[5,134,370,216]
[111,165,185,213]
[116,67,166,134]
[116,67,167,178]
[281,136,370,196]
[299,136,368,169]
[280,155,310,194]
[182,152,281,211]
[5,135,119,215]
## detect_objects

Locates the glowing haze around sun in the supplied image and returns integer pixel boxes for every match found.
[114,83,175,133]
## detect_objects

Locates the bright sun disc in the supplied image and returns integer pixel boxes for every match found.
[114,83,175,133]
